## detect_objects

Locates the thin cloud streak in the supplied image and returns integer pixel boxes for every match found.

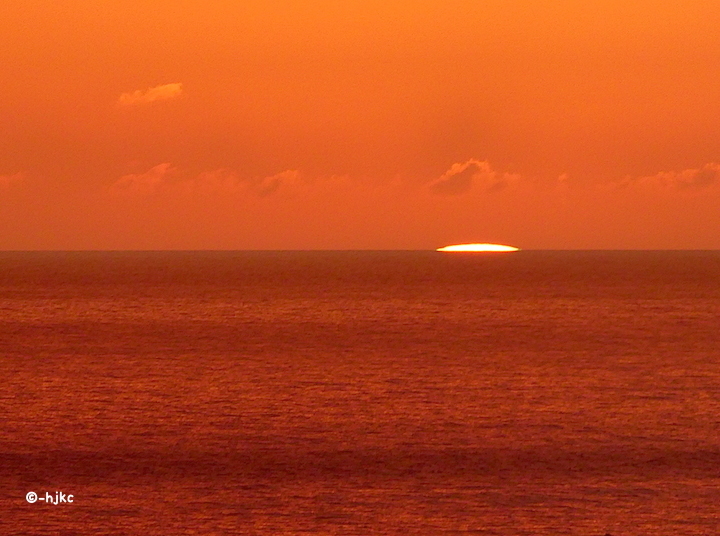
[109,165,302,198]
[108,161,720,201]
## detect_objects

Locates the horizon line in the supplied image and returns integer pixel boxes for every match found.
[1,248,719,253]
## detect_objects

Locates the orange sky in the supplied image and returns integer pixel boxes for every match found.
[2,1,719,249]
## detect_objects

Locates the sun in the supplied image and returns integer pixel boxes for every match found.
[436,243,520,252]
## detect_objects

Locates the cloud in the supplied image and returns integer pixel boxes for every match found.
[110,163,175,194]
[187,168,301,197]
[606,163,720,194]
[0,171,24,188]
[640,163,720,190]
[118,83,183,106]
[428,159,520,195]
[186,169,243,195]
[255,170,301,196]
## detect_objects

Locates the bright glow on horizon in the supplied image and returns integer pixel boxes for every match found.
[436,243,520,252]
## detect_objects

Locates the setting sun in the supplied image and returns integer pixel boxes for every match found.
[436,243,520,252]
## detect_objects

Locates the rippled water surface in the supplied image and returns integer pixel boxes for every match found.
[1,251,719,535]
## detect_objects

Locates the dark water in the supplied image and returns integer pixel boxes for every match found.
[1,251,719,535]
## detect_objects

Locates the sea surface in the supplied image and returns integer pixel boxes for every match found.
[1,251,719,535]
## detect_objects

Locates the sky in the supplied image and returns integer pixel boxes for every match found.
[2,0,720,250]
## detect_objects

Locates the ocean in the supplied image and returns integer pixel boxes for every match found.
[1,251,719,535]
